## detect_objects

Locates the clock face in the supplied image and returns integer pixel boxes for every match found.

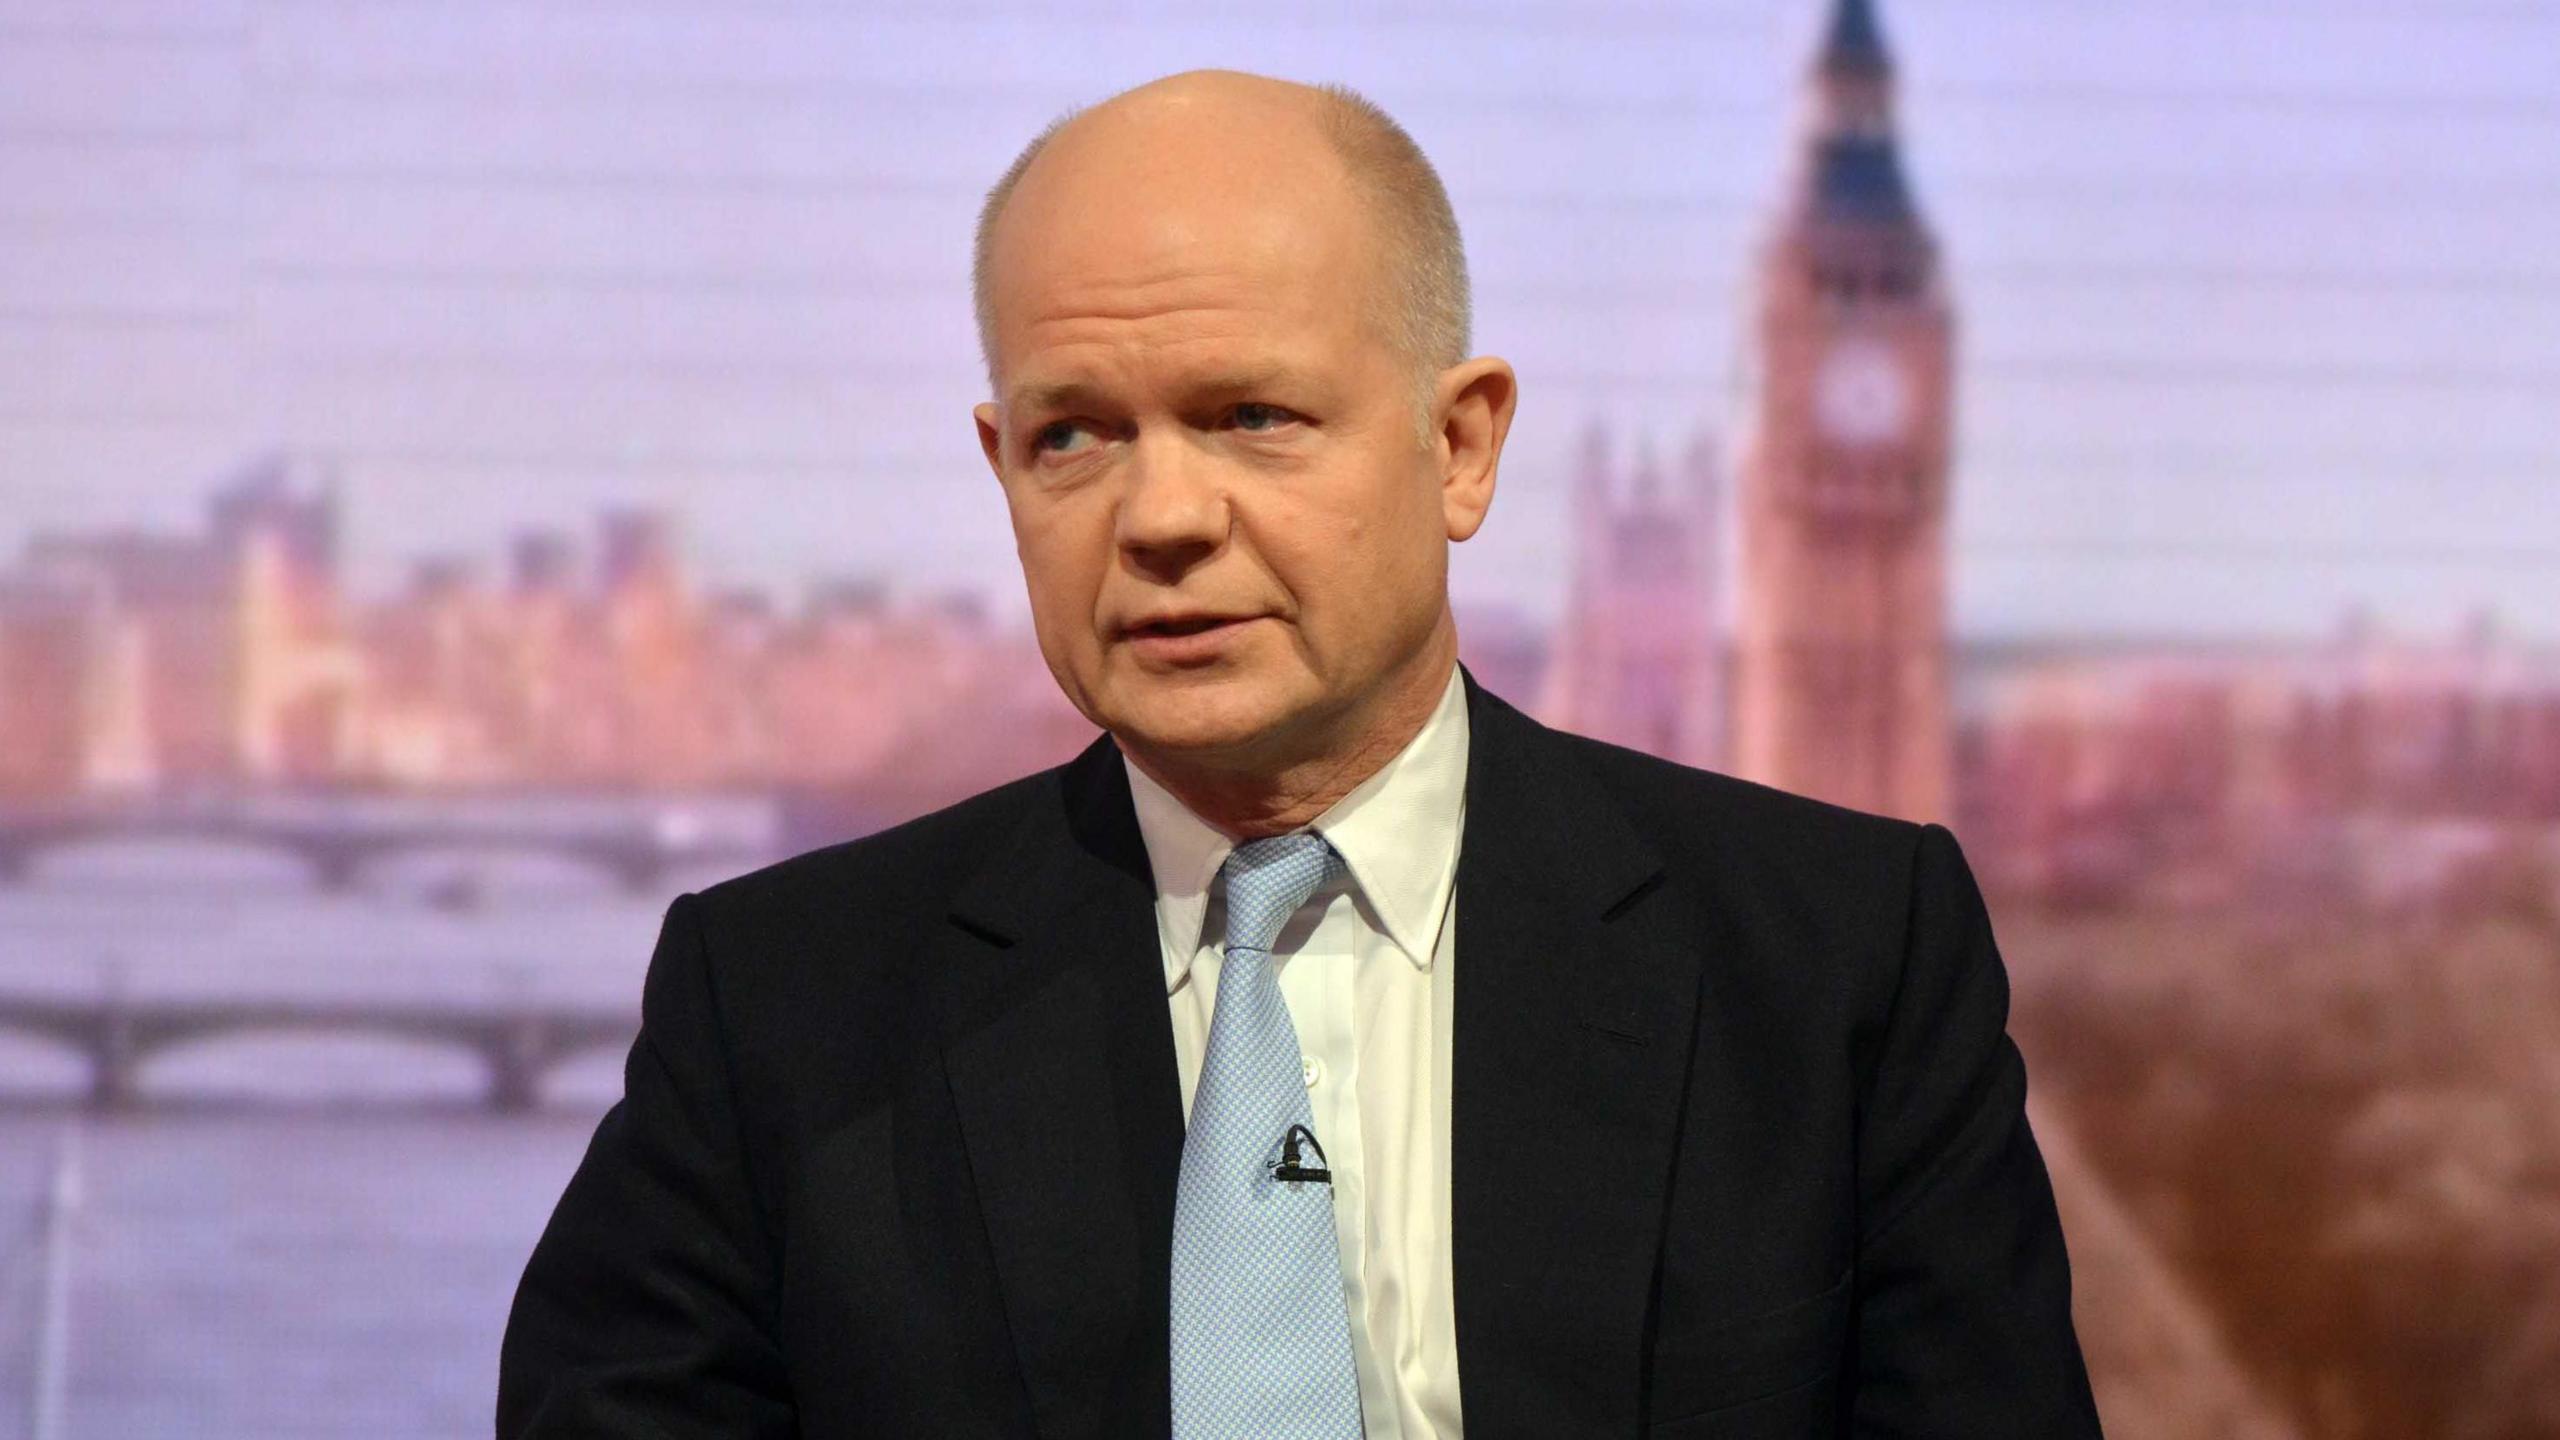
[1815,339,1911,446]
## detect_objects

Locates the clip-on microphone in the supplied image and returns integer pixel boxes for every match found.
[1269,1123,1332,1185]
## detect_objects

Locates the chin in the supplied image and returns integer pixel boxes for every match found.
[1099,667,1303,758]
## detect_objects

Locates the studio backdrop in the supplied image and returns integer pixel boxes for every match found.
[1,2,2555,1437]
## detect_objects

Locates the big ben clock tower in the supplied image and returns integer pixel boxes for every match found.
[1732,0,1954,824]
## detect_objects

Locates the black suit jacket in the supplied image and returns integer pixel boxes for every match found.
[498,666,2103,1437]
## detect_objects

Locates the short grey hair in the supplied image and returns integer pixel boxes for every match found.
[970,79,1471,430]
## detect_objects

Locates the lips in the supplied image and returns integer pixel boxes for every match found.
[1119,612,1265,662]
[1123,613,1256,638]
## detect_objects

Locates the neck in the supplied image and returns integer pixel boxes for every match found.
[1121,621,1459,841]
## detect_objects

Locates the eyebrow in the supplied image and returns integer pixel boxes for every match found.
[1009,379,1108,415]
[1006,365,1300,417]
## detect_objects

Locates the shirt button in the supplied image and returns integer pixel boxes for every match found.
[1301,1055,1322,1088]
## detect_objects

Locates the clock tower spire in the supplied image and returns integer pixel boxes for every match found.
[1730,0,1955,823]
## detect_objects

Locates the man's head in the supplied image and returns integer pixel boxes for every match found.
[971,69,1517,790]
[974,76,1472,426]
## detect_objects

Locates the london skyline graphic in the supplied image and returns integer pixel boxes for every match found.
[2,2,2557,1437]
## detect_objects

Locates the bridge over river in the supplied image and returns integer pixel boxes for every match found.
[0,962,640,1113]
[0,789,783,894]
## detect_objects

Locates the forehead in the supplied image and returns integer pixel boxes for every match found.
[983,107,1393,394]
[1003,249,1342,402]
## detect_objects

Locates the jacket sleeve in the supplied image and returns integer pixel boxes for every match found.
[496,892,797,1438]
[1849,822,2106,1437]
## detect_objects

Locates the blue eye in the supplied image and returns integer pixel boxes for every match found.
[1033,420,1090,454]
[1233,403,1290,431]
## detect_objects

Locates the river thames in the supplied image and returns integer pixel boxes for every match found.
[0,844,743,1439]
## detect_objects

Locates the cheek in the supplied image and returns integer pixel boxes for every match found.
[1341,462,1442,573]
[1261,473,1434,619]
[1011,502,1110,625]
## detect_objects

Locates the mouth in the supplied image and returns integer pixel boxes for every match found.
[1126,615,1248,638]
[1120,613,1264,661]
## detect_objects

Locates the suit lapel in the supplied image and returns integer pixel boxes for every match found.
[931,668,1703,1436]
[936,732,1180,1440]
[1449,666,1703,1434]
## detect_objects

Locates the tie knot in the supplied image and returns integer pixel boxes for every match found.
[1218,832,1342,956]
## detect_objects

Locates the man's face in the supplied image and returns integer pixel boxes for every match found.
[974,98,1458,771]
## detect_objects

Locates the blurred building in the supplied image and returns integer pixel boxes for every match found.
[1730,0,1957,827]
[0,567,141,797]
[1538,424,1726,767]
[0,459,1092,803]
[218,455,357,783]
[0,454,353,794]
[1954,609,2560,911]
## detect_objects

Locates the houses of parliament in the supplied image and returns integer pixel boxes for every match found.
[2,0,2554,907]
[1542,0,1956,828]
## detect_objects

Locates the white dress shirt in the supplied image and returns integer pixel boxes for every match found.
[1123,661,1469,1439]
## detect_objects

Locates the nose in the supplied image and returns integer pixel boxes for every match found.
[1113,432,1228,582]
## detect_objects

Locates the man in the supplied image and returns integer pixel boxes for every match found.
[498,69,2102,1438]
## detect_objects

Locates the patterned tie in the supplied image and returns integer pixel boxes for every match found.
[1170,831,1365,1439]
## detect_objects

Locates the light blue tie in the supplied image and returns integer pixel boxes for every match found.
[1171,831,1365,1439]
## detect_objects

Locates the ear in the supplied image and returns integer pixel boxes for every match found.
[1433,356,1517,543]
[973,401,1006,482]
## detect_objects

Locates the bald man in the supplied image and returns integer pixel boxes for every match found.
[497,70,2102,1439]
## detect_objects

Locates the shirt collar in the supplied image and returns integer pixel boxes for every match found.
[1123,661,1469,995]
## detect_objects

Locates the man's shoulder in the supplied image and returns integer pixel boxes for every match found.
[1528,723,1932,924]
[1543,724,1923,854]
[1518,728,1949,1025]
